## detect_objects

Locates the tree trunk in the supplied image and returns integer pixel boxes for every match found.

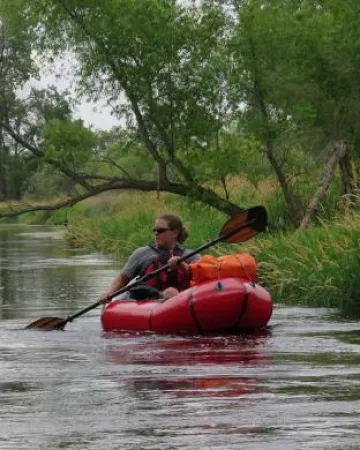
[266,147,302,226]
[0,162,7,201]
[300,140,347,229]
[339,148,355,209]
[248,36,301,227]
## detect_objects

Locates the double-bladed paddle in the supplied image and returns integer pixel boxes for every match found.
[25,205,268,331]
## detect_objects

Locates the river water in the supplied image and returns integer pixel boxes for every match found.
[0,224,360,450]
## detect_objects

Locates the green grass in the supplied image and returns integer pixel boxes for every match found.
[242,213,360,313]
[59,189,360,314]
[63,192,230,258]
[3,177,360,315]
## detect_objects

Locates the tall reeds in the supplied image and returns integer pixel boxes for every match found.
[6,181,360,314]
[244,212,360,313]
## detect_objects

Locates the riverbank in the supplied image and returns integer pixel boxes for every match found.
[72,200,360,313]
[246,214,360,313]
[4,185,360,314]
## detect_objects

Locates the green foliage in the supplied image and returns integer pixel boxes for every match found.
[42,119,98,169]
[20,180,359,316]
[62,190,229,257]
[44,207,70,225]
[235,0,360,142]
[95,128,156,179]
[3,0,360,319]
[65,205,157,256]
[25,164,71,198]
[183,131,272,188]
[2,0,360,225]
[244,213,360,314]
[0,0,38,86]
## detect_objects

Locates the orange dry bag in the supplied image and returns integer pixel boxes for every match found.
[189,253,257,286]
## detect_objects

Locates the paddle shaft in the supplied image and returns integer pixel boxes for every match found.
[63,216,256,324]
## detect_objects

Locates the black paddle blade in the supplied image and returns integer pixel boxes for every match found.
[25,317,66,331]
[219,206,268,243]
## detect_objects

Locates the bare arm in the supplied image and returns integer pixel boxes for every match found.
[100,272,130,303]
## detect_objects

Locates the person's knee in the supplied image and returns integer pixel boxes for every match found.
[162,287,179,300]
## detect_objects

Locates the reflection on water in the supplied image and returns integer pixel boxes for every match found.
[1,224,360,450]
[105,332,272,366]
[109,334,271,400]
[0,224,117,320]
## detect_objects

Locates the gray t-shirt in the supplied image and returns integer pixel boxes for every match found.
[122,245,200,280]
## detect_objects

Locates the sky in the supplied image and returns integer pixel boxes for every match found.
[29,1,203,131]
[75,98,120,131]
[29,53,121,131]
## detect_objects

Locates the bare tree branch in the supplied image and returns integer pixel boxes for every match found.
[0,176,242,218]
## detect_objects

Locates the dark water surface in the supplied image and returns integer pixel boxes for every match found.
[1,224,360,450]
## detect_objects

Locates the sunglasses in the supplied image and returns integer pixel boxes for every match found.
[152,227,170,234]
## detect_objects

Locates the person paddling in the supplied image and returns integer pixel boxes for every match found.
[100,213,200,303]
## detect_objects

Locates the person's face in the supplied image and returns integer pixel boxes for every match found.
[153,219,178,248]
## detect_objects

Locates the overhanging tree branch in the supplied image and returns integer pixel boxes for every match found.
[0,120,93,189]
[0,176,242,218]
[0,0,246,218]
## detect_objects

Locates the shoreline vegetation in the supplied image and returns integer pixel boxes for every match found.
[1,1,360,316]
[4,178,360,316]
